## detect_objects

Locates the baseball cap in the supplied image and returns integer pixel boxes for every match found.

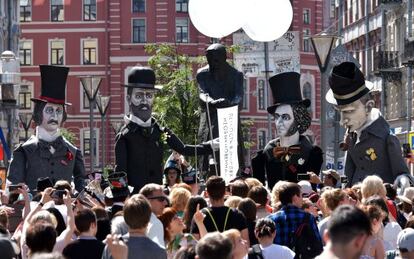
[298,180,313,197]
[322,169,341,183]
[397,228,414,252]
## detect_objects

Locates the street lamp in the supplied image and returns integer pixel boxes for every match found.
[95,94,110,173]
[310,33,338,169]
[80,76,102,174]
[19,113,32,141]
[0,50,21,161]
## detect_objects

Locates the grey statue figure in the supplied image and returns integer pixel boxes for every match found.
[196,43,245,174]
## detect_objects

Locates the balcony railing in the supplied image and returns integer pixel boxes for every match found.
[374,51,400,72]
[380,0,402,4]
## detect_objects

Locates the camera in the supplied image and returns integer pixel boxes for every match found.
[8,184,22,192]
[51,190,66,199]
[297,174,310,181]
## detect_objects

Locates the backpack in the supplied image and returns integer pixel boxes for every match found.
[248,244,264,259]
[290,213,323,259]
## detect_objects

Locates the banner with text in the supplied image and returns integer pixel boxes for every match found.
[217,106,239,184]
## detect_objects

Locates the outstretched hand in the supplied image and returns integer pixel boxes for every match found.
[193,204,205,225]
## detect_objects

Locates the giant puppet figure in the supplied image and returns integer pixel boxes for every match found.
[251,72,323,189]
[115,67,214,192]
[196,43,245,173]
[326,62,410,187]
[7,65,86,192]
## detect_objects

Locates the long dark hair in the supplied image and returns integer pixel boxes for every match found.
[183,196,207,233]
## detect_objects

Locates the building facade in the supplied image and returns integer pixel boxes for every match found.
[19,0,324,173]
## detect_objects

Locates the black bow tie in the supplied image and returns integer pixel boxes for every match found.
[38,137,63,150]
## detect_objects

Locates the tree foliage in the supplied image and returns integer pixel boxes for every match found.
[145,44,204,147]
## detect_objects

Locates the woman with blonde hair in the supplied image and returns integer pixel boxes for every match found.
[224,196,242,209]
[170,187,191,218]
[222,229,249,259]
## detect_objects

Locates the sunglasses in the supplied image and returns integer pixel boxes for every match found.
[147,196,169,203]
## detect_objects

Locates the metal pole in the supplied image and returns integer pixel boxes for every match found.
[334,0,343,171]
[89,101,94,174]
[101,114,105,173]
[264,42,273,141]
[365,0,371,77]
[204,93,218,175]
[408,0,413,142]
[380,5,387,115]
[321,72,327,170]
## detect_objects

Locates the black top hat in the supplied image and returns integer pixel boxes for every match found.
[326,62,373,105]
[266,72,310,114]
[107,171,131,198]
[123,66,162,90]
[31,65,71,105]
[34,177,53,192]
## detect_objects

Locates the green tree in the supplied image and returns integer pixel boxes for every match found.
[60,128,77,144]
[145,44,203,149]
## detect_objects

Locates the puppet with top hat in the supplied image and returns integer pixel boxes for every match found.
[327,62,411,191]
[251,72,323,189]
[115,67,215,193]
[7,65,86,192]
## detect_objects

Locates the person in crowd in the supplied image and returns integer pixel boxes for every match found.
[247,186,270,219]
[237,198,258,246]
[223,229,249,259]
[302,198,319,220]
[268,182,322,249]
[326,62,410,188]
[139,183,169,248]
[181,169,201,196]
[230,180,249,198]
[396,228,414,259]
[163,159,182,195]
[406,215,414,228]
[318,189,350,241]
[244,178,263,191]
[361,175,398,220]
[190,176,248,244]
[170,187,191,218]
[364,195,402,251]
[397,187,414,220]
[91,207,111,241]
[359,205,386,259]
[224,196,242,209]
[106,172,131,220]
[25,223,57,257]
[316,205,371,259]
[101,194,167,259]
[195,232,233,259]
[62,208,104,259]
[173,244,197,259]
[270,181,289,211]
[249,218,295,259]
[104,234,129,259]
[158,207,196,259]
[183,196,207,233]
[21,188,74,259]
[7,65,85,193]
[251,72,323,189]
[298,180,314,198]
[115,66,215,193]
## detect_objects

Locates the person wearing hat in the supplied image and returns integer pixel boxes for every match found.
[115,66,214,193]
[7,65,85,193]
[163,159,181,195]
[251,72,323,189]
[197,43,245,174]
[326,62,410,187]
[396,228,414,259]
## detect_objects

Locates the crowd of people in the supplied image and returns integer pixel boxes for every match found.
[0,167,414,259]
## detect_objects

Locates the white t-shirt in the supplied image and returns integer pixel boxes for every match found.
[260,244,295,259]
[146,213,165,249]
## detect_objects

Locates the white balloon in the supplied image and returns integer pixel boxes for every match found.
[243,0,293,42]
[189,0,246,38]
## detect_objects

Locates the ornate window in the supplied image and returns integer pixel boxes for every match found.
[132,19,146,43]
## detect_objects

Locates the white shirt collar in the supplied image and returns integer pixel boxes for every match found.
[36,126,61,142]
[124,114,152,127]
[355,108,381,142]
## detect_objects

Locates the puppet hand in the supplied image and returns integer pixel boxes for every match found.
[204,138,220,151]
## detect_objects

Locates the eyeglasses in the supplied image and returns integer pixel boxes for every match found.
[147,196,169,203]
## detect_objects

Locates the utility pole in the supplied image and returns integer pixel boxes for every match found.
[264,42,273,141]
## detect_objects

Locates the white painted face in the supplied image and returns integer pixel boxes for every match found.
[274,104,295,137]
[41,103,64,133]
[128,88,155,121]
[336,99,368,132]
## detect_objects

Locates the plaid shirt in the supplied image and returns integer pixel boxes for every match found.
[268,204,322,247]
